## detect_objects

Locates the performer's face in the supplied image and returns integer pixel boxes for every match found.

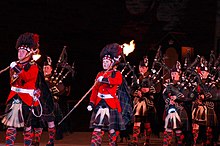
[139,66,148,75]
[43,65,53,76]
[18,49,30,62]
[201,70,209,79]
[171,71,180,81]
[102,59,112,70]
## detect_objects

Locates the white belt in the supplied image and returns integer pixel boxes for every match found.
[11,86,34,97]
[98,93,114,99]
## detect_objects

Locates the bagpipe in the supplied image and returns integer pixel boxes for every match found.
[180,55,201,90]
[205,52,220,100]
[152,49,171,85]
[127,46,171,93]
[181,51,220,101]
[208,52,220,84]
[49,46,75,98]
[120,62,138,89]
[148,47,171,90]
[150,49,196,99]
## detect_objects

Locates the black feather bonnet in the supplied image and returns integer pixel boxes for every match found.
[15,32,39,52]
[100,43,123,63]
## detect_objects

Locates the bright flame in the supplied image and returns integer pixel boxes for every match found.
[32,48,41,61]
[123,40,135,56]
[32,54,41,61]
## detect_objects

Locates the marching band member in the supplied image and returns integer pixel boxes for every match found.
[32,56,60,146]
[2,32,43,146]
[162,61,189,146]
[87,43,125,146]
[32,49,74,146]
[129,56,157,146]
[213,67,220,145]
[43,56,65,141]
[192,57,218,145]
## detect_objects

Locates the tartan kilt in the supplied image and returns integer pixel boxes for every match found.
[134,106,156,123]
[40,102,55,122]
[133,97,155,116]
[31,97,55,128]
[2,96,32,127]
[38,96,55,122]
[192,105,207,126]
[206,108,217,126]
[192,104,217,126]
[146,106,156,122]
[31,103,55,128]
[89,102,125,131]
[177,108,189,131]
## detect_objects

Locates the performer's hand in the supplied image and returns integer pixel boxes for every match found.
[171,95,177,100]
[137,90,142,97]
[170,100,175,105]
[34,89,41,98]
[87,105,93,111]
[199,94,205,100]
[150,86,156,93]
[87,102,94,111]
[10,61,17,68]
[10,61,21,73]
[97,76,104,82]
[204,92,212,99]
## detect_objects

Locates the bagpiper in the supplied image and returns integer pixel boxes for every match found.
[192,56,218,145]
[162,61,189,146]
[129,56,157,146]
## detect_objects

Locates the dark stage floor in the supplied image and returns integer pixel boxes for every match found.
[0,131,217,146]
[0,131,163,146]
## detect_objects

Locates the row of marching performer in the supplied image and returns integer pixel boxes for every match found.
[1,32,74,146]
[161,54,220,146]
[86,41,220,146]
[127,51,220,146]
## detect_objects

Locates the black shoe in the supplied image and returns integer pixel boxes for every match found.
[46,143,54,146]
[32,141,40,146]
[128,142,138,146]
[119,138,123,143]
[143,142,149,146]
[31,141,36,146]
[55,135,63,140]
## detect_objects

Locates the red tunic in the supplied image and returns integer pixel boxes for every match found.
[90,70,122,112]
[7,62,40,106]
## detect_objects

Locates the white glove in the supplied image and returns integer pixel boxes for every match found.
[97,76,104,82]
[87,105,93,111]
[10,61,17,68]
